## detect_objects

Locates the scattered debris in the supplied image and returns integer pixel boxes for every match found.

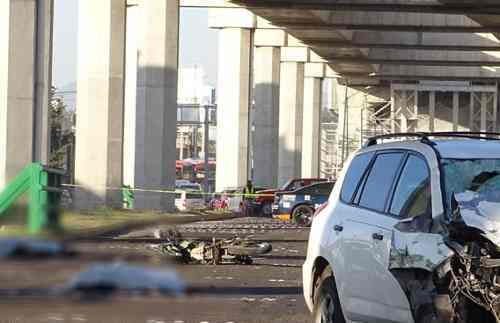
[241,297,256,302]
[0,238,70,259]
[63,262,186,296]
[260,297,277,302]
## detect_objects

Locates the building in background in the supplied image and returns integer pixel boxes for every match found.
[176,66,217,191]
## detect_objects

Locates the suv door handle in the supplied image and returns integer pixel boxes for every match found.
[333,225,343,232]
[372,233,384,241]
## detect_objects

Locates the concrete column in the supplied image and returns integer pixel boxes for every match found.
[429,91,436,132]
[253,46,280,188]
[123,2,139,191]
[215,28,251,192]
[278,62,305,186]
[126,0,179,210]
[0,0,53,188]
[34,0,54,164]
[75,0,126,208]
[302,77,322,178]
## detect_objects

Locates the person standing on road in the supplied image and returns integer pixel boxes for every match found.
[242,180,255,217]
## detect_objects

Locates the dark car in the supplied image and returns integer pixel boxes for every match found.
[254,178,328,217]
[272,181,335,226]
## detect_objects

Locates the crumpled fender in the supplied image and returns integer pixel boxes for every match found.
[389,231,454,272]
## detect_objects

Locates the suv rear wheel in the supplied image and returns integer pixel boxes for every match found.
[313,270,345,323]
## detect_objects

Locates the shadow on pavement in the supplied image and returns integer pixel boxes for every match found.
[191,286,302,296]
[257,255,306,261]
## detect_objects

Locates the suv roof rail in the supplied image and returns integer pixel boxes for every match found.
[365,132,500,147]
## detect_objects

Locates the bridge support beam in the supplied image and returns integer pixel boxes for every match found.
[253,46,281,188]
[75,0,126,208]
[278,61,305,186]
[0,0,53,189]
[126,0,179,210]
[301,77,322,178]
[215,28,252,192]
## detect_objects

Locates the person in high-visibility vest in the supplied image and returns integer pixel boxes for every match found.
[243,180,255,197]
[242,180,255,217]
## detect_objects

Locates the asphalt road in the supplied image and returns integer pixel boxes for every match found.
[0,217,312,323]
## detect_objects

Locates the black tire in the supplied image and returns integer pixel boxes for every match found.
[226,242,272,256]
[292,205,315,226]
[312,270,345,323]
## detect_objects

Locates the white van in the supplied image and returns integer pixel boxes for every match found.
[174,190,205,211]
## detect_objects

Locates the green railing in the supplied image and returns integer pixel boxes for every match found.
[0,163,65,233]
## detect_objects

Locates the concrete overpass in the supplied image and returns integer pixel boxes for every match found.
[1,0,500,210]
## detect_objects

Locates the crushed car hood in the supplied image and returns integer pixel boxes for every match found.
[454,190,500,246]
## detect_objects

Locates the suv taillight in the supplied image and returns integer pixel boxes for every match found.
[314,202,328,217]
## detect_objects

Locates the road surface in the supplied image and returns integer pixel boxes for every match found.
[0,217,312,323]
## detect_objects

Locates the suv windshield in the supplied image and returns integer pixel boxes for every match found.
[442,158,500,210]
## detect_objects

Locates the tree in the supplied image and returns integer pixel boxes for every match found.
[48,86,74,169]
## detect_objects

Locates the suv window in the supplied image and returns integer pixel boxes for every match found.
[358,153,404,212]
[390,155,431,218]
[340,152,374,203]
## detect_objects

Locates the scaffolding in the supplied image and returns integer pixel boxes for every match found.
[334,81,499,176]
[390,82,498,133]
[320,122,338,179]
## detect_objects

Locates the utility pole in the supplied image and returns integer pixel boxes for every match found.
[341,82,349,167]
[203,105,210,193]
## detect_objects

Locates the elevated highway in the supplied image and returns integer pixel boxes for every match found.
[232,0,500,81]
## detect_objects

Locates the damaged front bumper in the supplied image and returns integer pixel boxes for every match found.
[389,214,500,322]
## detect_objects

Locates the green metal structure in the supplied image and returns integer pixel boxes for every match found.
[122,185,135,209]
[0,163,65,233]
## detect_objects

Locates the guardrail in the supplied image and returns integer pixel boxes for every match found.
[0,163,65,233]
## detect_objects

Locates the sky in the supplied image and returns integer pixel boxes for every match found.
[52,0,219,90]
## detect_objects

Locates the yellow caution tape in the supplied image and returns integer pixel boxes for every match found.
[61,183,275,198]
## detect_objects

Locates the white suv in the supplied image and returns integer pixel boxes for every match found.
[303,133,500,323]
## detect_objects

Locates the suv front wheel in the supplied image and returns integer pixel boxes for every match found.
[313,270,345,323]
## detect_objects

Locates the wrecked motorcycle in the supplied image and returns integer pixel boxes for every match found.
[152,231,272,265]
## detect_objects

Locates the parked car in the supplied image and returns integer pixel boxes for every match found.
[272,181,335,226]
[175,180,202,191]
[303,133,500,323]
[174,190,205,211]
[255,178,328,217]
